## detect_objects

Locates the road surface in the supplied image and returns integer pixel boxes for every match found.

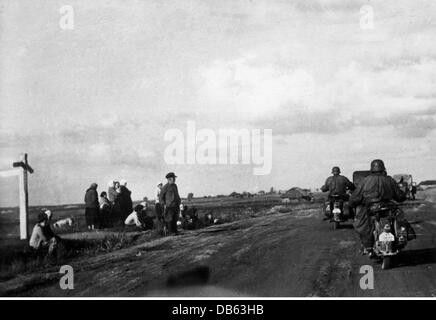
[4,200,436,297]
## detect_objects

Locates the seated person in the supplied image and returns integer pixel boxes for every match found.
[125,204,144,227]
[140,201,154,230]
[203,212,215,227]
[125,204,154,230]
[181,205,199,230]
[29,213,61,257]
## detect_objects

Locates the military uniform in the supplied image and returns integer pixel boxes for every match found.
[321,173,355,217]
[350,166,409,249]
[321,175,355,198]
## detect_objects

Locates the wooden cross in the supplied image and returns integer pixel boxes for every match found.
[0,154,34,240]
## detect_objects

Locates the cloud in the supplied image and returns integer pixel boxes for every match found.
[197,54,317,119]
[1,0,436,206]
[198,54,436,137]
[254,103,352,136]
[388,113,436,138]
[293,0,363,13]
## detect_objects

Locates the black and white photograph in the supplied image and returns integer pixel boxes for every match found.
[0,0,436,301]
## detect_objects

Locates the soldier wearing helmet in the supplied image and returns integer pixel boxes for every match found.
[350,159,412,254]
[321,166,356,218]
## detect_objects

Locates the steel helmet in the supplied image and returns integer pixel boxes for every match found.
[332,166,341,174]
[370,159,386,173]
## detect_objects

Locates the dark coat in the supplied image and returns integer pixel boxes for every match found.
[159,183,181,208]
[84,187,99,208]
[350,173,408,248]
[321,175,355,198]
[114,186,133,220]
[349,173,406,207]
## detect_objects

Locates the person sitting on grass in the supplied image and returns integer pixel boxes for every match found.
[203,212,215,227]
[29,212,62,257]
[181,205,199,230]
[124,204,153,230]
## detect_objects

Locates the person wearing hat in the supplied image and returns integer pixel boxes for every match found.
[29,212,61,256]
[321,166,355,218]
[159,172,181,235]
[350,159,415,255]
[84,182,99,230]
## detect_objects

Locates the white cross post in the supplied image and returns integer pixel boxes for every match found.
[0,153,34,240]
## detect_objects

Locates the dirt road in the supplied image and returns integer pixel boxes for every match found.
[5,200,436,297]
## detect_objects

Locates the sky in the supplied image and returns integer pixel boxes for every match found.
[0,0,435,206]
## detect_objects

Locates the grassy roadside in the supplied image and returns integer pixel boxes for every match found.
[0,230,158,282]
[0,197,322,286]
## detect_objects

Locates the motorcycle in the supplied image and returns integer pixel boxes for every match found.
[370,202,408,270]
[327,194,349,229]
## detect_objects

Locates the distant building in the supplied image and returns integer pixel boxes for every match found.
[280,187,313,201]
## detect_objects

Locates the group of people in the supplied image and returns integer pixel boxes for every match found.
[321,159,416,256]
[84,179,133,230]
[27,170,221,260]
[82,172,185,235]
[123,172,216,235]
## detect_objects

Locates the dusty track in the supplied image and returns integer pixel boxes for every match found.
[3,200,436,297]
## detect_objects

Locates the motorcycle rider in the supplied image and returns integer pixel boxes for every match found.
[321,166,356,219]
[349,159,415,255]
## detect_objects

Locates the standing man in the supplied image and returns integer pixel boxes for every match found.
[321,166,356,218]
[159,172,181,235]
[84,182,99,230]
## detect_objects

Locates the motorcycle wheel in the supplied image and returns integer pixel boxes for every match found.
[382,256,392,270]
